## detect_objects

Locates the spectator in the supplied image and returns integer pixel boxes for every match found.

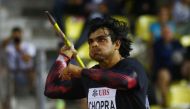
[3,27,36,96]
[150,5,175,42]
[153,25,184,81]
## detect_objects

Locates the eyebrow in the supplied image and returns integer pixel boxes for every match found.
[88,35,110,40]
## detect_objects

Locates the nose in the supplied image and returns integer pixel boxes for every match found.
[90,41,98,48]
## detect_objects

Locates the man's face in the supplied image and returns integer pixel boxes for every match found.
[159,8,169,23]
[162,26,173,42]
[12,31,22,44]
[88,28,116,62]
[12,31,22,39]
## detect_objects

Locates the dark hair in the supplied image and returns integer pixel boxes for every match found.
[12,27,22,33]
[88,17,132,58]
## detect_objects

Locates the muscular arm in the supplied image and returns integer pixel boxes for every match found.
[82,69,137,90]
[69,64,138,90]
[44,54,85,99]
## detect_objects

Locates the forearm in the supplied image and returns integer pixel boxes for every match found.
[44,53,71,98]
[44,45,88,99]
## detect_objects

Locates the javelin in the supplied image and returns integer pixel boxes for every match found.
[45,11,85,68]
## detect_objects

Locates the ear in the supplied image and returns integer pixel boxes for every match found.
[114,40,121,50]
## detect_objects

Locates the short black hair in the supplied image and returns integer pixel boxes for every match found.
[12,27,22,33]
[88,17,132,58]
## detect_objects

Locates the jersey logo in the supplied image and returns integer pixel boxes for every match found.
[92,89,98,97]
[88,87,117,109]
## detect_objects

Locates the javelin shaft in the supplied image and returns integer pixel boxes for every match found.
[45,11,85,68]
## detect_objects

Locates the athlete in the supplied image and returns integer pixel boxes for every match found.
[44,17,150,109]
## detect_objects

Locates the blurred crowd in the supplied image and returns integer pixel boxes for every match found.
[0,0,190,109]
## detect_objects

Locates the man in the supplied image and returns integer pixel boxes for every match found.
[44,17,150,109]
[150,5,175,42]
[3,27,36,95]
[153,25,184,81]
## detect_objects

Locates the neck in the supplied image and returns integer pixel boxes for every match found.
[99,51,123,69]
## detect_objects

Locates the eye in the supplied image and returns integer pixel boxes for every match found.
[88,39,93,44]
[97,37,107,43]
